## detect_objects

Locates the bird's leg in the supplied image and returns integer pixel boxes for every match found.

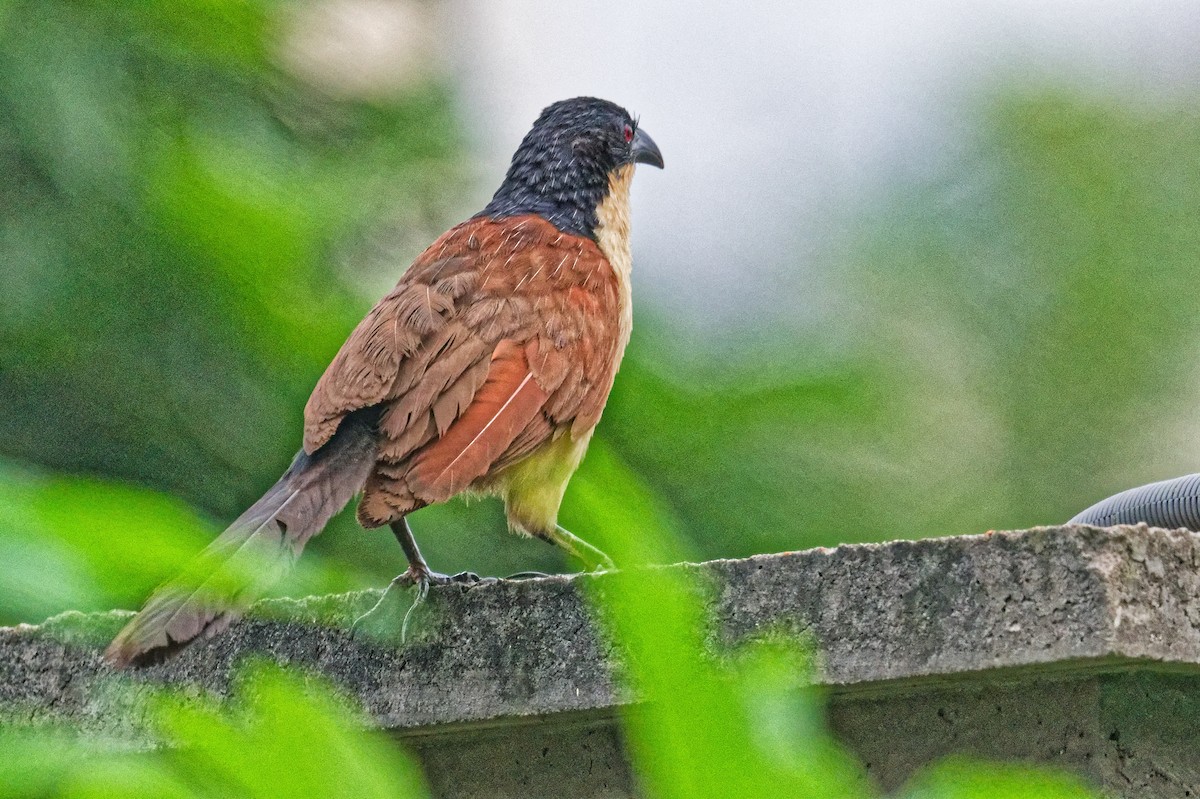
[391,516,445,587]
[353,517,489,641]
[503,525,614,579]
[542,525,616,572]
[390,517,493,587]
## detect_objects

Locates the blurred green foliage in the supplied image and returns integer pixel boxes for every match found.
[0,0,485,617]
[0,0,1188,795]
[603,94,1200,557]
[0,0,458,520]
[0,665,430,798]
[836,94,1200,542]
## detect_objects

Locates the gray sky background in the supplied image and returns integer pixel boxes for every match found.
[290,0,1200,329]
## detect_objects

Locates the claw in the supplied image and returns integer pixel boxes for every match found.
[398,574,432,642]
[449,571,500,587]
[352,567,496,643]
[352,566,437,643]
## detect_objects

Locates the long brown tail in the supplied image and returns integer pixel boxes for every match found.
[105,412,378,668]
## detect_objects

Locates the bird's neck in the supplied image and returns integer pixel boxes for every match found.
[481,160,612,240]
[594,165,633,284]
[595,164,635,357]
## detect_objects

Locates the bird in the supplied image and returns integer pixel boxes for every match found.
[104,96,664,668]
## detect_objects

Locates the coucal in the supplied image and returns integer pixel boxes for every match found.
[106,97,664,667]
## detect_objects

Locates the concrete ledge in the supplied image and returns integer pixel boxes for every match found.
[4,525,1200,796]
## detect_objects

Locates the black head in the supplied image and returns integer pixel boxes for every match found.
[481,97,663,239]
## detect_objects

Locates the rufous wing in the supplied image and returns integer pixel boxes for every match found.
[302,251,475,455]
[302,214,622,528]
[406,339,553,503]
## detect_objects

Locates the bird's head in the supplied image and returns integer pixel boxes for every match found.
[482,97,663,240]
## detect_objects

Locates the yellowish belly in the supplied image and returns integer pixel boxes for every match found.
[473,427,594,538]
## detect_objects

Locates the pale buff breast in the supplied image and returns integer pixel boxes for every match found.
[593,164,635,361]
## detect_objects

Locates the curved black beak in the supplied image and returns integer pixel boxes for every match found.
[632,127,664,169]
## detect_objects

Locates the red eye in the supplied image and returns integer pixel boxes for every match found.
[623,124,634,143]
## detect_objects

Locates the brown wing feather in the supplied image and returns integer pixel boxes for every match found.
[303,292,412,453]
[303,247,476,454]
[303,219,549,456]
[490,412,558,473]
[406,339,549,503]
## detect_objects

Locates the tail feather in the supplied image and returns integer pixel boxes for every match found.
[105,412,378,668]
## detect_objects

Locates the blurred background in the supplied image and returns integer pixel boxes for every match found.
[5,0,1200,625]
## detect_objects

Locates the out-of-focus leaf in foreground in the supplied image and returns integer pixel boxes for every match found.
[562,441,1102,799]
[0,665,430,799]
[155,665,427,799]
[0,459,216,622]
[0,458,364,624]
[899,758,1097,799]
[565,441,865,798]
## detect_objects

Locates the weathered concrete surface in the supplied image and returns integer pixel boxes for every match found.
[4,525,1200,797]
[831,669,1200,796]
[404,712,635,799]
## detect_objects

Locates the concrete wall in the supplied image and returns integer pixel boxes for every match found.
[3,525,1199,797]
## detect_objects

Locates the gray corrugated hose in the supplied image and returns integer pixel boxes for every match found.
[1069,474,1200,530]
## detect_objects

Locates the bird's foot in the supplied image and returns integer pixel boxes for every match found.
[444,571,498,587]
[352,567,495,643]
[592,555,616,573]
[547,525,615,574]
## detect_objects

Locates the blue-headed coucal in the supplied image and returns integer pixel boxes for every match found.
[105,96,664,667]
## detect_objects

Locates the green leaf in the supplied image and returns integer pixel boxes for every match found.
[900,758,1097,799]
